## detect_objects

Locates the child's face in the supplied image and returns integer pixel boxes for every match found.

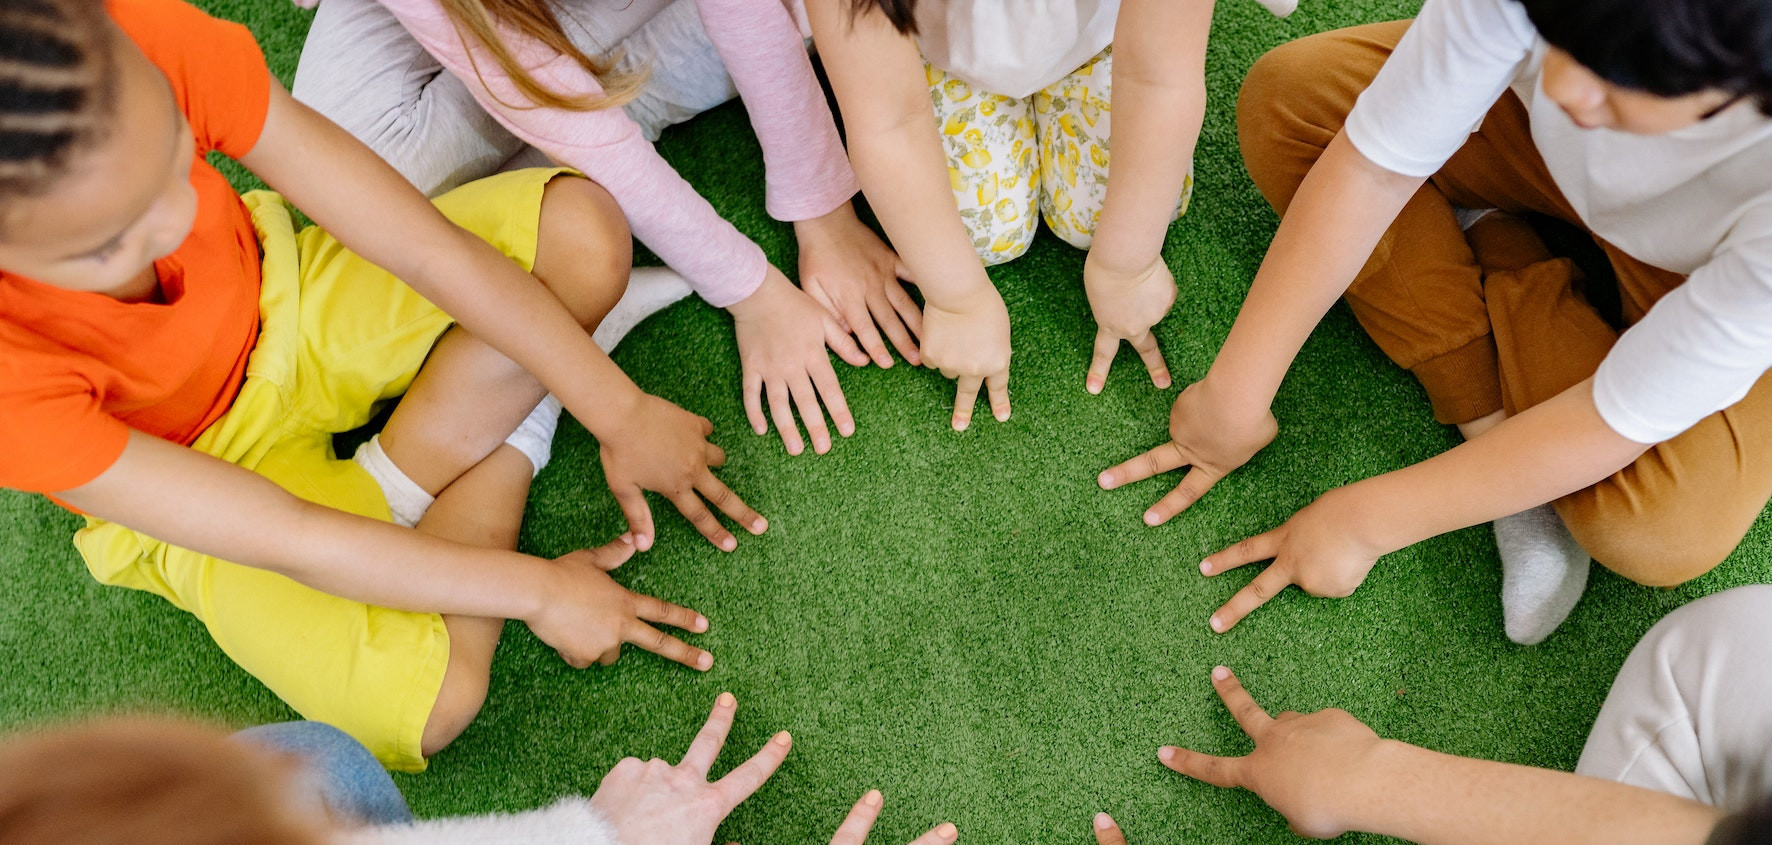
[0,28,197,296]
[1541,47,1746,134]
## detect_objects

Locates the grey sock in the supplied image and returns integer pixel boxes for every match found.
[1495,504,1591,645]
[593,266,694,352]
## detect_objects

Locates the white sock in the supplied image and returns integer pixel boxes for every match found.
[593,266,694,352]
[352,435,435,528]
[504,394,563,477]
[1251,0,1298,17]
[1495,503,1591,645]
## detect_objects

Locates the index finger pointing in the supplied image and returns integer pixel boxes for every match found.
[1098,441,1188,490]
[633,592,709,634]
[1092,813,1129,845]
[1130,331,1172,390]
[714,731,793,813]
[1210,564,1294,634]
[986,371,1010,422]
[952,375,983,431]
[1209,666,1273,736]
[829,790,883,845]
[679,691,737,775]
[623,618,713,671]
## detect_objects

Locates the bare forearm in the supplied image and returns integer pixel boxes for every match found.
[1205,132,1422,416]
[1346,380,1646,551]
[1357,741,1720,845]
[850,125,996,308]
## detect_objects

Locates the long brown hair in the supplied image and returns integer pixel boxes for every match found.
[439,0,647,112]
[0,719,327,845]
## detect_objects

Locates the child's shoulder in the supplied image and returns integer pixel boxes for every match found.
[106,0,271,160]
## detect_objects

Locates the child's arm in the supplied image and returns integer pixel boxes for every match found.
[1197,378,1646,631]
[1158,667,1722,845]
[1081,0,1214,393]
[238,82,763,551]
[696,0,925,370]
[1099,132,1422,520]
[57,432,713,670]
[806,0,1013,431]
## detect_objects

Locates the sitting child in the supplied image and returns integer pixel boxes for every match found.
[0,0,764,771]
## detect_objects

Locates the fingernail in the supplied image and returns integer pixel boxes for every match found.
[754,425,767,436]
[814,437,831,454]
[788,439,803,455]
[717,691,736,707]
[1156,374,1173,388]
[1143,511,1161,526]
[721,536,736,552]
[772,731,792,747]
[1210,615,1224,632]
[1212,665,1230,680]
[1087,378,1102,394]
[753,518,768,533]
[1158,746,1176,762]
[954,418,970,432]
[698,652,714,670]
[1098,472,1114,490]
[1199,559,1212,574]
[839,420,856,437]
[696,615,709,632]
[864,790,882,808]
[1094,813,1114,830]
[637,534,653,551]
[936,823,958,839]
[619,533,634,545]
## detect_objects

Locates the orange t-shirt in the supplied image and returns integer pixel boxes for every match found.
[0,0,270,494]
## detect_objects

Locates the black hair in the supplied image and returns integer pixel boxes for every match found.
[1516,0,1772,115]
[0,0,114,198]
[847,0,919,35]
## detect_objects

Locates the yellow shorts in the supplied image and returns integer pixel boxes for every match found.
[71,167,573,772]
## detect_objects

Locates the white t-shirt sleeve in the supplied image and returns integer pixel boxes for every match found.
[1592,223,1772,443]
[1342,0,1539,177]
[334,798,622,845]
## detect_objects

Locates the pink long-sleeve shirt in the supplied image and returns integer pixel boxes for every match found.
[375,0,858,308]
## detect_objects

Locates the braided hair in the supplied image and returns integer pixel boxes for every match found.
[0,0,114,199]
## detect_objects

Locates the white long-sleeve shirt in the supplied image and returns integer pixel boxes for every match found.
[1343,0,1772,443]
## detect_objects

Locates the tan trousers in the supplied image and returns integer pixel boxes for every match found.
[1236,21,1772,585]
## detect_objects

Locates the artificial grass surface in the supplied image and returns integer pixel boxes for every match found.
[2,1,1768,842]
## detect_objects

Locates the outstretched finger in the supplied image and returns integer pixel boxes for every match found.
[986,371,1010,423]
[679,691,737,775]
[1098,441,1188,491]
[1142,467,1223,526]
[587,534,637,571]
[612,484,655,552]
[906,823,960,845]
[1086,328,1119,395]
[1210,665,1273,734]
[743,371,767,436]
[886,277,925,344]
[669,491,737,552]
[952,375,983,431]
[788,375,832,455]
[844,296,894,368]
[1157,745,1246,790]
[623,618,713,671]
[1092,813,1129,845]
[632,590,709,634]
[713,731,793,813]
[823,312,872,368]
[869,292,920,366]
[811,361,856,440]
[1210,564,1294,634]
[1201,531,1284,575]
[1130,331,1172,389]
[829,790,884,845]
[765,380,804,456]
[697,472,768,536]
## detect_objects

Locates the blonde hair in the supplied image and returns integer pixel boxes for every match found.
[0,719,326,845]
[439,0,648,112]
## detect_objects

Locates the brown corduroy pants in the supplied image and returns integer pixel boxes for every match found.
[1235,21,1772,585]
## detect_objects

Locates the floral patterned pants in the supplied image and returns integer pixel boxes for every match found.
[929,46,1193,266]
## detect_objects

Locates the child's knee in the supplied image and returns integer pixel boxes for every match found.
[420,618,497,756]
[1557,491,1738,587]
[536,175,632,330]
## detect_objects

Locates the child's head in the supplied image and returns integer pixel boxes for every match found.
[1518,0,1772,133]
[0,718,326,845]
[0,0,197,294]
[847,0,920,35]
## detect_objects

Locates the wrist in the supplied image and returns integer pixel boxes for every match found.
[792,201,860,243]
[1194,371,1274,427]
[1084,241,1163,284]
[726,266,792,321]
[510,553,559,625]
[1341,739,1423,836]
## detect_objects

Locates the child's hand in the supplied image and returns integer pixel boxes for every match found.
[598,394,766,551]
[828,790,958,845]
[920,287,1012,431]
[1097,379,1276,524]
[1082,254,1177,394]
[1197,487,1387,632]
[731,267,866,456]
[589,693,792,845]
[1157,667,1387,839]
[528,539,713,670]
[797,203,925,368]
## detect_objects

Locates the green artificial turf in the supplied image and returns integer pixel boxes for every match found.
[2,1,1768,843]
